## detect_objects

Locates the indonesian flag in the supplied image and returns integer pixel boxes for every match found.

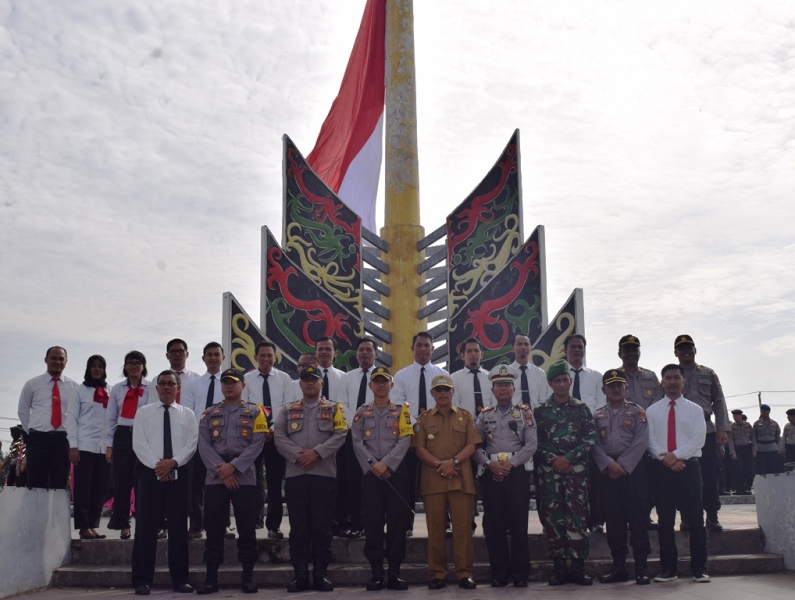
[306,0,385,233]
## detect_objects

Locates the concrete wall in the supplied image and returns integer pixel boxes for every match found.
[755,472,795,570]
[0,488,71,599]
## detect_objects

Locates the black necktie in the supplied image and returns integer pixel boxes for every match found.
[205,374,216,409]
[357,368,369,408]
[520,365,531,405]
[573,368,582,401]
[162,405,173,460]
[471,369,483,411]
[419,366,427,411]
[323,368,329,400]
[261,372,272,408]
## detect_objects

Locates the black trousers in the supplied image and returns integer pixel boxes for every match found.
[108,427,137,529]
[599,459,651,561]
[756,450,783,475]
[653,459,707,572]
[481,466,531,581]
[131,466,190,587]
[733,445,753,492]
[698,432,720,517]
[361,463,410,565]
[257,440,285,531]
[188,456,207,531]
[333,433,362,531]
[26,430,69,490]
[404,451,419,530]
[285,475,336,567]
[587,452,604,527]
[203,484,259,566]
[785,445,795,471]
[73,450,111,530]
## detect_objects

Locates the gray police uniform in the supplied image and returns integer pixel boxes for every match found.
[623,368,663,409]
[753,418,782,475]
[782,421,795,471]
[475,403,537,582]
[727,420,755,493]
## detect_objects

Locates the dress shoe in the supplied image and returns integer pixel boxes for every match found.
[636,572,651,585]
[347,528,364,538]
[513,579,528,587]
[692,568,711,583]
[134,585,150,595]
[255,517,265,529]
[287,577,311,593]
[225,527,236,538]
[569,559,593,586]
[458,577,477,589]
[313,576,334,592]
[92,533,106,539]
[491,579,509,587]
[654,570,678,582]
[196,582,219,594]
[406,529,413,537]
[173,583,194,593]
[268,529,284,539]
[387,576,408,590]
[120,531,131,540]
[647,520,659,531]
[599,557,628,584]
[590,524,604,533]
[366,576,385,591]
[242,581,259,593]
[336,528,352,538]
[79,532,98,540]
[157,528,168,539]
[706,518,723,532]
[427,578,446,590]
[189,529,204,540]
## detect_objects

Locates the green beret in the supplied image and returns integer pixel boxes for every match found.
[546,359,570,381]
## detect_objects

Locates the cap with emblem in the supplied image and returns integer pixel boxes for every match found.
[760,404,771,412]
[489,364,517,383]
[731,409,743,416]
[220,368,243,382]
[619,334,641,347]
[602,369,627,385]
[298,365,323,380]
[430,374,454,390]
[546,359,569,381]
[370,366,393,381]
[786,408,795,416]
[674,334,695,348]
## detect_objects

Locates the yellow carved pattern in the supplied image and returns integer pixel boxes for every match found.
[231,313,284,371]
[529,311,575,373]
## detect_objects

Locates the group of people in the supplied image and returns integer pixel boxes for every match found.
[12,332,795,594]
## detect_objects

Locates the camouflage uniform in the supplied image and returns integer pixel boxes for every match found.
[534,395,596,559]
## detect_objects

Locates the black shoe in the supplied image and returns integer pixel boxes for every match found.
[679,521,690,533]
[255,518,265,529]
[367,576,385,591]
[287,577,311,593]
[445,527,452,538]
[654,570,678,583]
[196,582,219,594]
[458,578,477,589]
[548,558,568,586]
[120,531,131,540]
[570,559,593,586]
[636,572,651,585]
[428,579,446,590]
[491,579,509,587]
[706,518,723,532]
[157,528,168,539]
[347,528,364,538]
[692,568,711,583]
[599,557,628,584]
[173,583,194,593]
[647,520,659,531]
[590,524,604,533]
[387,576,408,590]
[513,579,528,587]
[267,529,284,539]
[337,528,352,538]
[134,585,150,596]
[242,581,258,593]
[406,530,413,537]
[313,577,334,592]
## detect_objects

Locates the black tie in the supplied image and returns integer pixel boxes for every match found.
[471,369,483,411]
[205,374,216,409]
[323,368,330,400]
[162,405,173,460]
[573,368,582,401]
[419,366,427,411]
[357,368,369,408]
[261,372,272,408]
[520,365,531,405]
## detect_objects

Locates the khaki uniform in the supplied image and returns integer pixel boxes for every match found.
[623,368,664,409]
[753,418,782,475]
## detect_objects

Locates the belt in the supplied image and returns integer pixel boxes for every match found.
[219,454,238,463]
[757,438,775,443]
[488,452,515,462]
[29,429,67,436]
[116,425,133,431]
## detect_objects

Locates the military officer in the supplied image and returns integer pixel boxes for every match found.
[474,365,537,588]
[591,370,651,585]
[753,404,782,475]
[781,409,795,471]
[728,409,755,494]
[273,365,347,593]
[411,374,481,590]
[534,359,597,586]
[351,366,413,591]
[196,368,268,595]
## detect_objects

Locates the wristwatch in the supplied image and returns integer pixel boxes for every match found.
[452,457,460,467]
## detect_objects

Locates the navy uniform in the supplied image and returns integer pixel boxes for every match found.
[591,370,651,585]
[753,404,782,475]
[727,409,755,494]
[197,368,267,594]
[351,366,413,590]
[273,365,347,592]
[474,365,537,587]
[781,409,795,471]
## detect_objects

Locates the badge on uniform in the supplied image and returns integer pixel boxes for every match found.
[241,419,251,426]
[290,422,299,430]
[638,409,647,423]
[211,419,220,426]
[646,389,653,397]
[487,433,493,440]
[243,408,252,414]
[600,428,607,438]
[512,410,521,418]
[428,434,435,440]
[621,418,633,426]
[212,407,222,414]
[212,429,220,438]
[391,429,398,437]
[353,413,362,423]
[241,429,249,437]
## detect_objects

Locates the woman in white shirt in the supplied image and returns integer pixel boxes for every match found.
[66,355,111,540]
[106,350,150,539]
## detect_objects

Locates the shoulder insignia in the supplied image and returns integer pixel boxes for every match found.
[413,423,421,433]
[482,406,495,413]
[638,408,647,423]
[353,413,362,423]
[521,403,530,411]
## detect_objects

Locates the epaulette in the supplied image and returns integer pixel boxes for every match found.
[481,406,495,413]
[624,401,641,410]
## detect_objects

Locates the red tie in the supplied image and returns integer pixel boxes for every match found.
[120,385,144,419]
[51,378,62,429]
[667,400,677,452]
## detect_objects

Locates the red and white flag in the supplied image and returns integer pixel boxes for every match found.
[306,0,385,233]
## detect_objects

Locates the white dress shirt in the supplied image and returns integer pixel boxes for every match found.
[147,367,201,405]
[341,367,375,426]
[18,372,79,433]
[391,362,449,418]
[182,371,224,423]
[647,395,706,461]
[132,401,198,470]
[242,367,293,419]
[451,367,495,413]
[66,384,110,453]
[568,365,606,416]
[510,361,550,409]
[106,378,151,445]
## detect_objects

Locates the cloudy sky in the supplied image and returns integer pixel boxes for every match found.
[2,0,794,444]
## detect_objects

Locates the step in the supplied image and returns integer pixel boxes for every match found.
[52,553,784,588]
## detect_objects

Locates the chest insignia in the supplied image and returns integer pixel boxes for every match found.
[512,410,521,418]
[212,429,220,438]
[211,419,220,426]
[365,430,371,437]
[290,422,299,430]
[427,434,435,440]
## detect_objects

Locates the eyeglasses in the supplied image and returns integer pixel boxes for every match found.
[158,381,179,387]
[168,349,186,355]
[125,361,143,367]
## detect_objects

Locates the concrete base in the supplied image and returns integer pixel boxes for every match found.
[0,487,71,599]
[755,471,795,570]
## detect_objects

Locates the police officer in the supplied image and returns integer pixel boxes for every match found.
[474,365,537,588]
[617,335,663,409]
[753,404,782,475]
[273,365,347,593]
[728,409,755,494]
[351,366,412,591]
[781,409,795,471]
[196,368,268,595]
[534,359,597,586]
[591,370,651,585]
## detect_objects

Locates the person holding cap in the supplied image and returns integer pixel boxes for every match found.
[534,358,597,586]
[753,404,782,475]
[196,368,269,595]
[781,409,795,471]
[474,364,537,588]
[411,373,481,590]
[274,364,348,593]
[351,366,413,591]
[728,409,755,495]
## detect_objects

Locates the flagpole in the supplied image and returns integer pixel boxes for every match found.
[381,0,425,370]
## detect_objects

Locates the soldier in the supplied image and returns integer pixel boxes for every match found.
[196,368,268,595]
[753,404,782,475]
[591,370,651,585]
[674,334,730,532]
[411,374,480,590]
[273,365,347,593]
[728,409,755,495]
[351,366,413,591]
[534,359,597,586]
[474,365,537,587]
[781,409,795,471]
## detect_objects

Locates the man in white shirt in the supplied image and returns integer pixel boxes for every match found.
[451,338,494,415]
[509,334,549,409]
[18,346,78,489]
[646,364,709,583]
[316,336,346,403]
[131,370,198,595]
[147,339,201,406]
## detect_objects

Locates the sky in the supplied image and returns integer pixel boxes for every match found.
[2,0,795,445]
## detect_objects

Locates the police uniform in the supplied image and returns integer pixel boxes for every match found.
[782,409,795,471]
[727,410,755,494]
[197,369,267,593]
[591,370,651,583]
[350,366,413,589]
[273,365,347,591]
[474,365,537,585]
[753,406,782,475]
